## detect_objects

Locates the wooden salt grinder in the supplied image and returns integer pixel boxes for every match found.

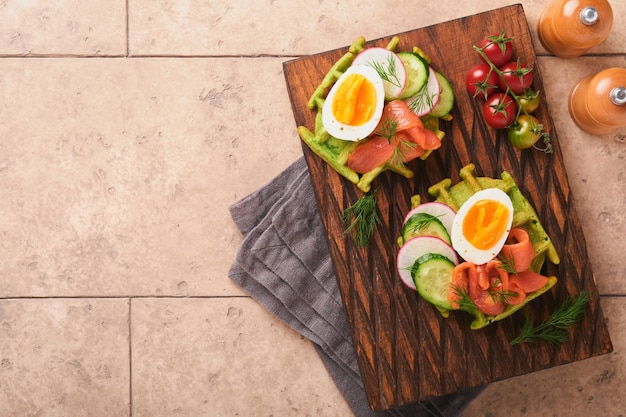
[569,68,626,135]
[537,0,613,58]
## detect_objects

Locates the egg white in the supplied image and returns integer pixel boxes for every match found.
[450,188,514,265]
[322,65,385,142]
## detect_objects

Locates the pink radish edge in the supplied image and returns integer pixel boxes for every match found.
[402,201,456,237]
[396,236,459,290]
[352,47,407,100]
[404,67,441,116]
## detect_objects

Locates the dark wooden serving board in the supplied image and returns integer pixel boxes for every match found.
[283,4,612,411]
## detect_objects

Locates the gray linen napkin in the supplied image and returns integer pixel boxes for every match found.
[229,157,483,417]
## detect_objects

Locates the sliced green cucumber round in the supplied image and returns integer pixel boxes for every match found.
[404,67,440,116]
[409,252,451,279]
[401,212,451,245]
[400,202,456,246]
[411,252,453,269]
[429,71,455,118]
[414,255,455,310]
[396,236,458,290]
[397,52,429,100]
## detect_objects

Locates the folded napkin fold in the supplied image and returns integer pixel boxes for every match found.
[229,157,483,417]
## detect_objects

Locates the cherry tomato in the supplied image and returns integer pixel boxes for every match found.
[478,30,514,67]
[498,60,534,94]
[482,92,517,129]
[465,63,499,99]
[519,89,541,113]
[508,115,542,149]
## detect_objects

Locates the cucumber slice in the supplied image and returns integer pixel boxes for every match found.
[401,212,451,245]
[352,48,407,101]
[396,236,458,290]
[404,67,440,116]
[400,202,456,245]
[410,252,452,276]
[414,255,455,310]
[429,71,455,118]
[397,52,429,100]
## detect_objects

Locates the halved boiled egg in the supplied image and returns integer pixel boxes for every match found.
[322,64,385,141]
[450,188,514,265]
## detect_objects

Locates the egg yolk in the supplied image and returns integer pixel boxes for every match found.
[462,199,510,250]
[331,73,377,126]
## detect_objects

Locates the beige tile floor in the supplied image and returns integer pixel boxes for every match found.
[0,0,624,416]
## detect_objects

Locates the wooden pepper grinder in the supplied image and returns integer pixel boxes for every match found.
[569,68,626,135]
[537,0,613,58]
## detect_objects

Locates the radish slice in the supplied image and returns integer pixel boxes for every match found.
[352,48,407,101]
[397,236,459,290]
[404,67,440,116]
[402,202,456,237]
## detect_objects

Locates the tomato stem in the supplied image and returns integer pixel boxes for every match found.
[473,44,553,154]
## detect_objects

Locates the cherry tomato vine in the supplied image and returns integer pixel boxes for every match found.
[467,30,553,153]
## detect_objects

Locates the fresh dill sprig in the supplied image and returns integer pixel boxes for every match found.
[407,90,438,115]
[374,116,416,168]
[376,117,398,142]
[510,291,590,346]
[342,187,381,248]
[489,288,518,304]
[497,254,518,277]
[389,138,415,168]
[451,284,479,315]
[405,213,442,234]
[369,55,401,88]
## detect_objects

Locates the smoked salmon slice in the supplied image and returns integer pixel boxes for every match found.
[450,260,528,315]
[346,100,439,174]
[500,227,536,272]
[449,262,475,309]
[468,268,506,316]
[506,277,527,306]
[382,100,424,130]
[471,261,508,315]
[515,269,550,293]
[477,260,510,292]
[346,136,395,174]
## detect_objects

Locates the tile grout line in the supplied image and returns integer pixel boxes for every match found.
[0,295,252,300]
[128,297,133,417]
[124,13,130,417]
[125,0,130,58]
[0,294,621,301]
[0,52,623,60]
[0,53,301,59]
